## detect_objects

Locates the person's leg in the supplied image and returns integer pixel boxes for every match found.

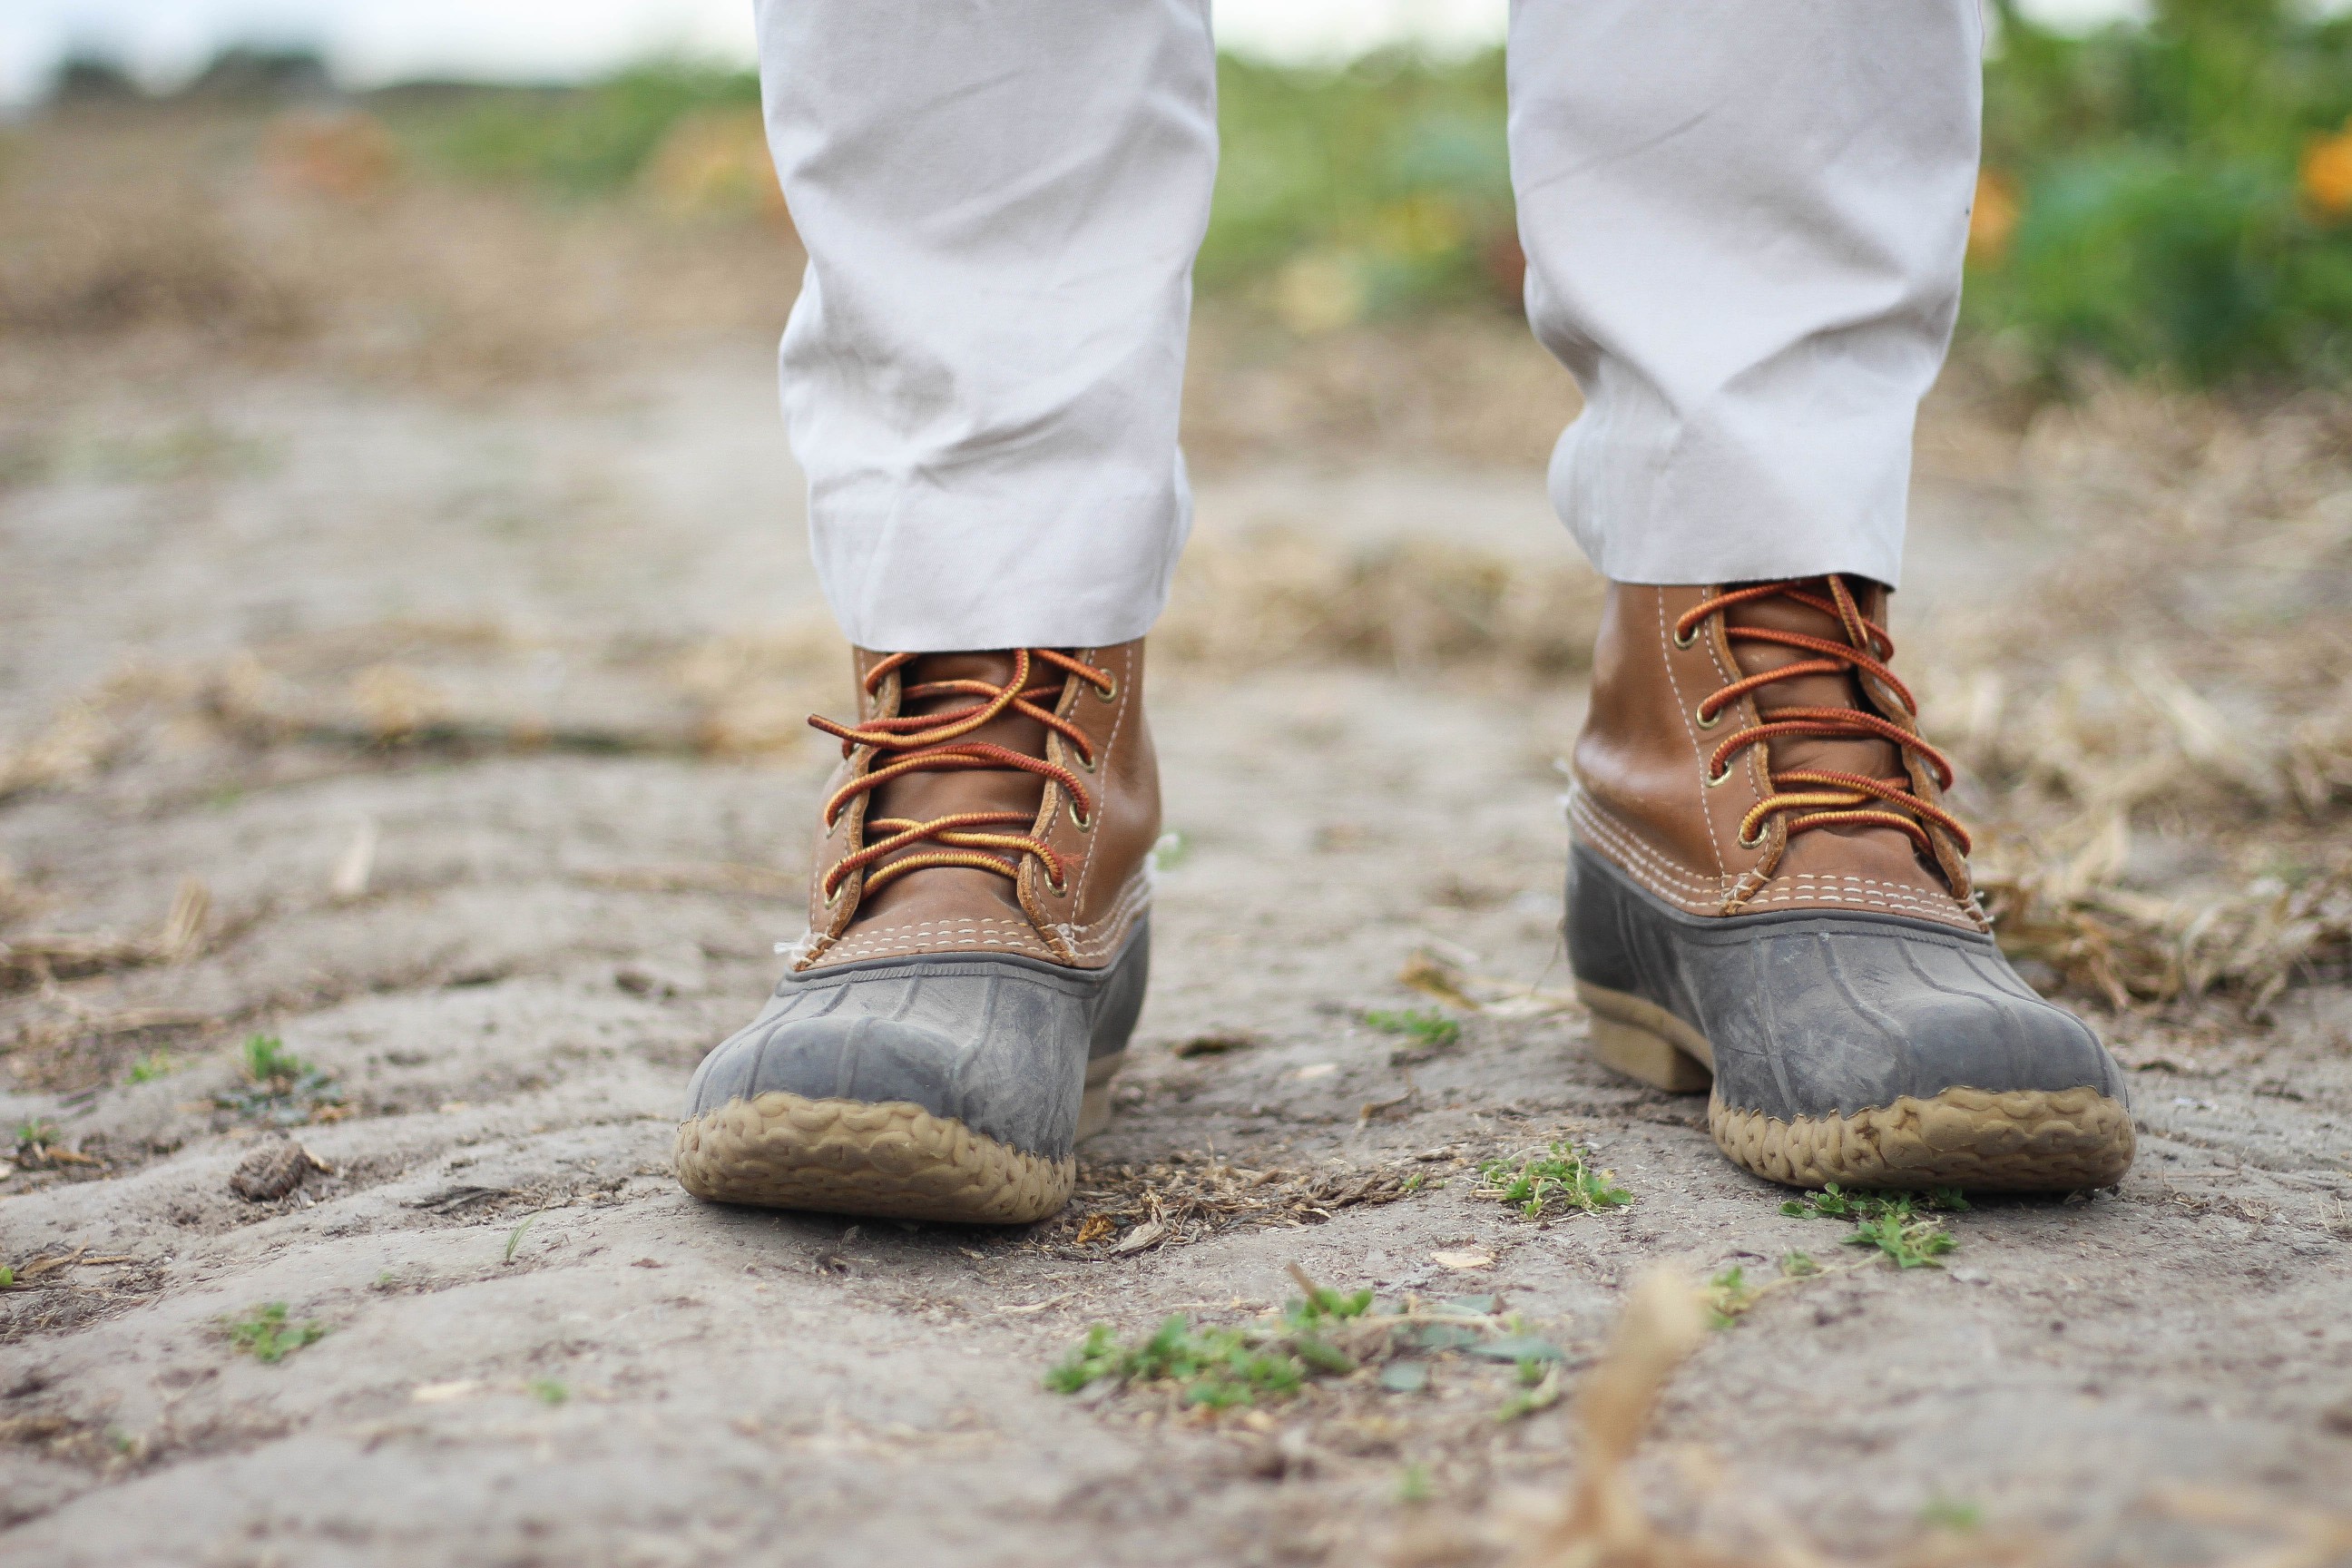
[764,0,1217,651]
[1510,0,1975,589]
[677,2,1214,1223]
[1512,1,2135,1191]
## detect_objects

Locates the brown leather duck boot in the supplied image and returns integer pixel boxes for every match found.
[1565,576,2134,1191]
[675,643,1156,1223]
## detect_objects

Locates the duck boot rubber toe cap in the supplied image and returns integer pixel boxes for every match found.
[1568,845,2134,1191]
[676,927,1148,1224]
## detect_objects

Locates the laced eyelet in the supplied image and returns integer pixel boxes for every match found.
[1694,704,1721,730]
[1068,798,1092,832]
[1703,763,1732,789]
[1094,674,1119,701]
[821,877,844,907]
[1737,823,1768,849]
[1671,622,1700,651]
[1047,875,1069,897]
[1076,745,1098,774]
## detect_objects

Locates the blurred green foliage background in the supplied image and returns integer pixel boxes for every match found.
[399,0,2352,387]
[1975,0,2352,384]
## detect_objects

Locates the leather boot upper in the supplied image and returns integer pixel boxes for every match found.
[1571,580,1984,932]
[795,642,1159,970]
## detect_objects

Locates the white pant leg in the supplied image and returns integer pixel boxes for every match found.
[1508,0,1983,590]
[755,0,1217,651]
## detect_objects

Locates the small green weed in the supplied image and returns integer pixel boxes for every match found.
[1396,1463,1435,1504]
[1476,1142,1632,1220]
[1047,1317,1309,1408]
[1705,1266,1760,1329]
[1361,1007,1461,1050]
[1496,1363,1565,1422]
[1704,1251,1849,1328]
[126,1050,175,1083]
[504,1220,535,1263]
[13,1119,60,1159]
[1920,1496,1984,1533]
[1048,1277,1566,1412]
[1783,1185,1963,1269]
[0,1266,15,1289]
[528,1378,568,1406]
[225,1302,327,1364]
[1849,1210,1959,1269]
[214,1034,343,1125]
[1779,1183,1967,1219]
[242,1034,303,1082]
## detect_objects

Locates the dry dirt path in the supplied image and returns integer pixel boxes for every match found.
[3,344,2349,1567]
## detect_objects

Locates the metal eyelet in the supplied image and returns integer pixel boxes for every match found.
[1737,823,1768,849]
[1047,875,1070,897]
[1075,745,1099,774]
[821,877,844,907]
[1703,763,1732,789]
[1068,798,1093,832]
[1694,705,1721,730]
[1095,675,1119,702]
[1671,622,1699,650]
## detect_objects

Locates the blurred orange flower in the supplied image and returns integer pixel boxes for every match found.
[642,109,788,226]
[1968,170,2021,265]
[2302,121,2352,220]
[263,110,399,201]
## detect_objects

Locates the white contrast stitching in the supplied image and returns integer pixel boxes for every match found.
[1653,591,1730,877]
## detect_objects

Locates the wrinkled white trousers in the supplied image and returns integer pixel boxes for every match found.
[755,0,1982,651]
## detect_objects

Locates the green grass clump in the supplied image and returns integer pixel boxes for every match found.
[126,1050,175,1083]
[1361,1007,1461,1050]
[225,1302,328,1364]
[1047,1317,1308,1408]
[1476,1141,1632,1220]
[527,1378,568,1406]
[1782,1185,1965,1269]
[240,1034,305,1083]
[214,1034,343,1125]
[1048,1280,1377,1407]
[1049,1285,1575,1416]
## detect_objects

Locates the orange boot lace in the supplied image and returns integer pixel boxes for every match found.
[808,649,1116,901]
[1673,574,1971,860]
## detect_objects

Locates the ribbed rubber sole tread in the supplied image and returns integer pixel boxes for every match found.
[1710,1085,2135,1192]
[1577,980,2135,1191]
[675,1092,1074,1224]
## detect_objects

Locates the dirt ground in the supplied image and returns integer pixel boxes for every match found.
[3,107,2351,1568]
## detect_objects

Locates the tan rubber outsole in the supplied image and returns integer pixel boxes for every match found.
[1575,980,2136,1191]
[673,1055,1122,1224]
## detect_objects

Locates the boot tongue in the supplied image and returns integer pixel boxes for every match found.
[1720,580,1918,861]
[858,651,1054,922]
